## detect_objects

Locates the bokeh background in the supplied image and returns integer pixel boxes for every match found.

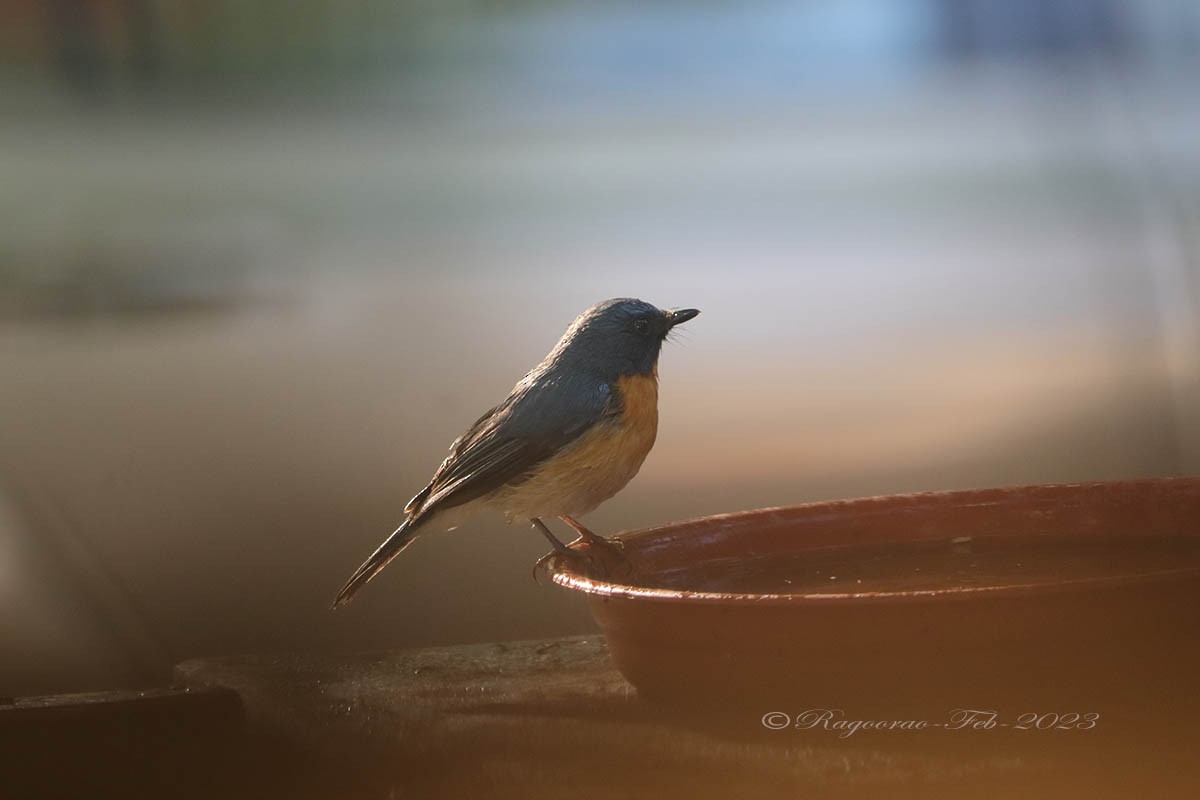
[2,0,1198,696]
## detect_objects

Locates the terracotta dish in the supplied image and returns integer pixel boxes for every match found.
[549,478,1200,712]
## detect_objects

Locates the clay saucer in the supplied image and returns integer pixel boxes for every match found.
[549,478,1200,712]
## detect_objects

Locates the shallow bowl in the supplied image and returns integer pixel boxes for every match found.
[549,478,1200,712]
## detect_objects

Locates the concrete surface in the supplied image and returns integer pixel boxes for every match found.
[173,635,1195,799]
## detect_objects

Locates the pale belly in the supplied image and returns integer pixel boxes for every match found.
[491,389,659,521]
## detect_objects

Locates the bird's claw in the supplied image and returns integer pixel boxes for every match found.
[532,549,563,583]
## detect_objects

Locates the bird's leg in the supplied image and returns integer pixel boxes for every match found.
[531,517,588,582]
[531,517,573,554]
[559,515,600,543]
[560,515,625,553]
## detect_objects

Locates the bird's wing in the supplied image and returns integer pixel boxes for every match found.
[402,404,501,515]
[406,371,616,521]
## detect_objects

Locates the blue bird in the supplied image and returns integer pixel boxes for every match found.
[334,298,699,607]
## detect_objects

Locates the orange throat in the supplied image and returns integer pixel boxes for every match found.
[616,372,659,435]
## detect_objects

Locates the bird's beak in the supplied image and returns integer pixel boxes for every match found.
[667,308,700,327]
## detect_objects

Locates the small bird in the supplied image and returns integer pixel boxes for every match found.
[333,298,699,607]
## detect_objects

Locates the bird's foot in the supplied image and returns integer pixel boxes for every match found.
[532,536,629,583]
[530,516,631,583]
[559,515,626,552]
[575,532,628,565]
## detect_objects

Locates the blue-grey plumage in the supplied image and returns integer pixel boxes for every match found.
[333,298,699,607]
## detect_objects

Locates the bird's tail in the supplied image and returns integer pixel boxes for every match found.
[333,518,419,608]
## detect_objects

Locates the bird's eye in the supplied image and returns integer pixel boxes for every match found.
[633,319,650,335]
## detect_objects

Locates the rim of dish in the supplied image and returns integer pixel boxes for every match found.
[547,478,1200,605]
[550,561,1200,605]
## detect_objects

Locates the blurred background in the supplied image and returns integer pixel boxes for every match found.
[1,0,1198,697]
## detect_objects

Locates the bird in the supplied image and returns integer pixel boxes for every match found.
[333,298,699,608]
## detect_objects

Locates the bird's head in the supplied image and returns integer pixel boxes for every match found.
[547,298,700,378]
